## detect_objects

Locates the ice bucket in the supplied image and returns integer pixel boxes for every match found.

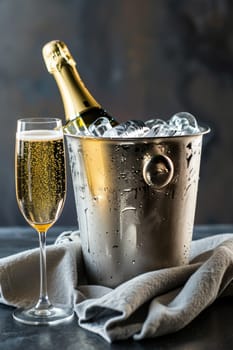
[65,127,209,287]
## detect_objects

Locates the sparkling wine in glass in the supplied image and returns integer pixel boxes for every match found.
[13,117,73,325]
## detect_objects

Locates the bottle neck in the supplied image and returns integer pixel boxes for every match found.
[52,64,101,122]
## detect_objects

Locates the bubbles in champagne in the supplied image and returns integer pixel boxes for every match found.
[16,130,66,231]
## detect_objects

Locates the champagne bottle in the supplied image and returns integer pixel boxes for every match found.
[42,40,117,135]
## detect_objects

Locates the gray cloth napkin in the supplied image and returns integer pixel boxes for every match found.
[1,231,233,343]
[0,231,83,308]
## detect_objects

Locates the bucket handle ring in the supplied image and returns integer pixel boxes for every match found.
[143,154,174,189]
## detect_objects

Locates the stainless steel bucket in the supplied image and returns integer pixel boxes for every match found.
[65,127,209,287]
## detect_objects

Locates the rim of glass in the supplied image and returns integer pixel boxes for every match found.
[17,117,62,124]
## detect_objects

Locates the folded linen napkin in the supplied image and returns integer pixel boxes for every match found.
[0,231,83,308]
[1,230,233,343]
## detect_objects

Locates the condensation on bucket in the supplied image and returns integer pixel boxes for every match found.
[66,129,209,287]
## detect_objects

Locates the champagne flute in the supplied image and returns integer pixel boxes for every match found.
[13,117,73,325]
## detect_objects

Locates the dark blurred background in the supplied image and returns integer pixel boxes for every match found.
[0,0,233,226]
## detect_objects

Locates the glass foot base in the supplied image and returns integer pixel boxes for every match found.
[13,305,74,325]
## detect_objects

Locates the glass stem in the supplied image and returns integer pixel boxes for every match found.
[36,231,51,311]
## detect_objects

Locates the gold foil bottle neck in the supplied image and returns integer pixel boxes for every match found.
[42,40,76,73]
[42,39,101,122]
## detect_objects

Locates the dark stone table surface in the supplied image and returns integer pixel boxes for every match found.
[1,225,233,350]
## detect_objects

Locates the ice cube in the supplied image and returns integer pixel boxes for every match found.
[145,118,167,129]
[145,124,176,137]
[88,117,112,136]
[103,120,149,138]
[168,112,199,133]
